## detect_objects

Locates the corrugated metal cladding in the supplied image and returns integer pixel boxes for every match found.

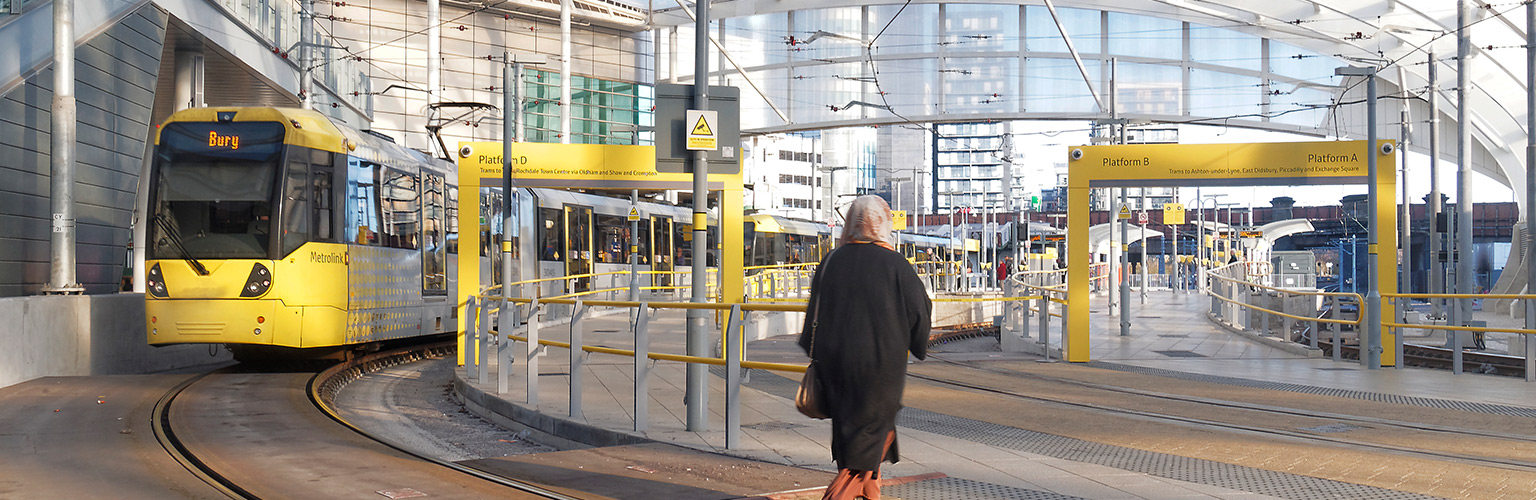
[0,6,167,297]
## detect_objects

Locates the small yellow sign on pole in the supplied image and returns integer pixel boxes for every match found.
[892,210,907,230]
[686,110,719,151]
[628,207,641,221]
[1117,204,1131,220]
[1162,202,1185,225]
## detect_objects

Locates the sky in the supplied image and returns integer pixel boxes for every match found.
[1009,122,1517,209]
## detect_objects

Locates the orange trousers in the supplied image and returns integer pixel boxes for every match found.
[820,430,896,500]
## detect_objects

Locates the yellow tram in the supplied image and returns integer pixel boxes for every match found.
[144,107,458,359]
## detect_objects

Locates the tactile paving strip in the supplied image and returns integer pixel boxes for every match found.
[1086,361,1536,418]
[883,477,1087,500]
[733,368,1438,500]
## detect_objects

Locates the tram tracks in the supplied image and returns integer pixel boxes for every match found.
[151,342,580,500]
[927,322,998,345]
[1311,335,1530,377]
[916,355,1536,473]
[151,371,258,499]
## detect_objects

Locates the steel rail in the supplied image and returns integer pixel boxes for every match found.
[309,342,582,500]
[151,372,254,500]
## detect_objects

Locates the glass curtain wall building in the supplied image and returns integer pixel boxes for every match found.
[522,70,656,145]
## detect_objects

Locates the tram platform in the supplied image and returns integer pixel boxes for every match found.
[456,289,1536,500]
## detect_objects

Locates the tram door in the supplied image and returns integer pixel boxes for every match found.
[564,205,593,292]
[651,216,673,288]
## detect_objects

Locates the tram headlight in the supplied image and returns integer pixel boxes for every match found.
[239,263,272,297]
[147,264,169,298]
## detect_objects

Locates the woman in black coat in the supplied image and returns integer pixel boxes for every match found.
[798,195,932,500]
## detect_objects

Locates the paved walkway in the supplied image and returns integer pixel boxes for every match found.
[457,288,1536,499]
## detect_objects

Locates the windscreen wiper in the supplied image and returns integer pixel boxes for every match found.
[154,213,210,276]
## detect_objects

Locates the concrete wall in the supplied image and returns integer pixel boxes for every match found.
[0,5,167,297]
[0,293,232,389]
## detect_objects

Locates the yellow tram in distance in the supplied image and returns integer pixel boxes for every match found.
[145,107,458,360]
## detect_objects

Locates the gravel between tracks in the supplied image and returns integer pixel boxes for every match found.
[332,354,556,462]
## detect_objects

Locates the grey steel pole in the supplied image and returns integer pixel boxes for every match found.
[512,60,524,142]
[46,0,81,294]
[1338,65,1383,369]
[1171,224,1179,294]
[1401,107,1410,302]
[630,189,640,301]
[428,0,439,112]
[1140,189,1147,303]
[1197,189,1204,294]
[1368,70,1381,370]
[559,0,571,143]
[300,0,314,109]
[502,53,516,330]
[1526,2,1535,381]
[1106,59,1118,319]
[1457,0,1476,339]
[685,0,710,432]
[1022,210,1029,276]
[1108,190,1116,312]
[1113,61,1129,334]
[1399,104,1409,368]
[1120,188,1129,335]
[1429,52,1444,320]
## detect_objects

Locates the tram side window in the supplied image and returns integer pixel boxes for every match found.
[596,214,627,264]
[346,159,380,245]
[708,225,719,267]
[675,229,689,266]
[378,167,420,250]
[538,208,563,260]
[280,160,310,256]
[637,220,650,265]
[422,173,446,292]
[446,186,459,254]
[479,188,503,258]
[504,189,519,259]
[312,170,334,242]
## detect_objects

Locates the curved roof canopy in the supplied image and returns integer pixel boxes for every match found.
[650,0,1533,205]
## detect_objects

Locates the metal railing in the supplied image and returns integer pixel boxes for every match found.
[1205,262,1363,360]
[1006,269,1068,360]
[1382,292,1536,381]
[743,263,815,301]
[1204,263,1536,381]
[462,277,1057,449]
[493,268,720,303]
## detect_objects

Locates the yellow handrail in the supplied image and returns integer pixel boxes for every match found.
[933,295,1043,303]
[744,262,818,272]
[1384,292,1536,300]
[1207,272,1363,302]
[481,296,809,313]
[1380,322,1536,336]
[1206,290,1360,326]
[484,290,1066,374]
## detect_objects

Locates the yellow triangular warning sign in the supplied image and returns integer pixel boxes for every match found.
[629,207,639,217]
[691,116,713,136]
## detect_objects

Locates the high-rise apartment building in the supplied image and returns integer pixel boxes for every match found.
[932,122,1011,214]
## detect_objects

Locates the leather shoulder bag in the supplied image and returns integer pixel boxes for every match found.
[795,250,835,420]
